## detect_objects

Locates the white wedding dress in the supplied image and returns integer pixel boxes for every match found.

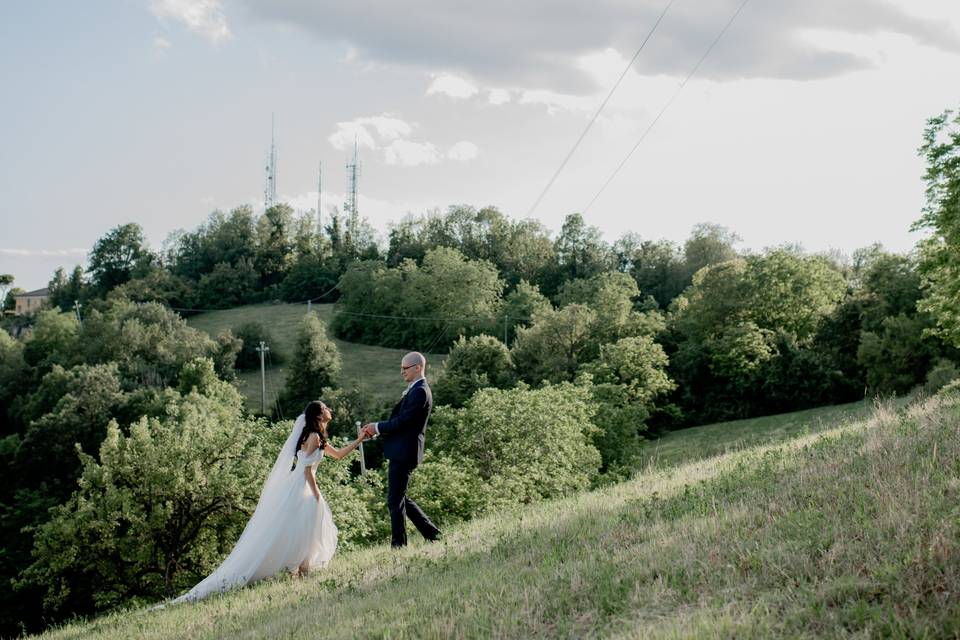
[171,415,338,604]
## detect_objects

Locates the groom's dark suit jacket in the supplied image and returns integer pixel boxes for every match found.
[377,379,431,468]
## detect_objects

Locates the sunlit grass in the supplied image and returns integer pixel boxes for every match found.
[37,392,960,639]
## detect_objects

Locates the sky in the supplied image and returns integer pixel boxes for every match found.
[1,0,959,292]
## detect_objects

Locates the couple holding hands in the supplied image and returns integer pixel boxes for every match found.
[171,352,440,604]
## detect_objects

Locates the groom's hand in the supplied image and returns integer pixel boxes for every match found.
[361,423,378,438]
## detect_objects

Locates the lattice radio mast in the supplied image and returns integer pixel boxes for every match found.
[345,137,361,218]
[264,114,278,209]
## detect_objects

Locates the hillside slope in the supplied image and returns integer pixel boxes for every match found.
[185,303,446,410]
[39,392,960,639]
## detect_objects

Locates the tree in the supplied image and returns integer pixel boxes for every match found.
[0,331,28,435]
[500,280,552,345]
[580,335,676,474]
[87,223,154,293]
[682,222,740,278]
[858,313,938,395]
[278,311,342,416]
[16,376,273,615]
[196,258,259,308]
[557,272,662,345]
[0,274,13,309]
[280,254,339,303]
[108,269,195,309]
[332,248,504,350]
[47,266,88,311]
[14,363,127,499]
[914,108,960,348]
[77,300,222,389]
[2,287,23,313]
[255,203,296,288]
[614,235,688,309]
[21,309,80,373]
[433,335,516,408]
[511,304,597,384]
[546,213,613,295]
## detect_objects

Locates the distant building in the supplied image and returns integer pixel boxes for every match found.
[14,288,50,316]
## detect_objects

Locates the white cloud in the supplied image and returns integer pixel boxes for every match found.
[0,248,87,257]
[328,114,413,151]
[149,0,230,43]
[519,89,598,115]
[328,121,378,151]
[488,88,511,105]
[447,141,479,162]
[384,140,441,166]
[426,73,479,99]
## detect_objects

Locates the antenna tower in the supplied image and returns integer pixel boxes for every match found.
[345,137,361,218]
[264,114,278,209]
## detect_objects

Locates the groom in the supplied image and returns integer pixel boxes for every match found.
[362,352,441,548]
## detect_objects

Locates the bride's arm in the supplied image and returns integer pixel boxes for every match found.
[323,435,366,461]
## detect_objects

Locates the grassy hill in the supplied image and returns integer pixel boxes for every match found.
[185,303,446,412]
[37,392,960,639]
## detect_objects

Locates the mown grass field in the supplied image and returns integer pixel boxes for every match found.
[37,391,960,639]
[185,303,446,411]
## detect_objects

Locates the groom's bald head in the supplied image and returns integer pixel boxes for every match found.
[400,352,426,382]
[402,352,426,369]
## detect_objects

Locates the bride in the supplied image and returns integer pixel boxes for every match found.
[171,400,366,604]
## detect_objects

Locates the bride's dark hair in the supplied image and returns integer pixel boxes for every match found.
[292,400,330,470]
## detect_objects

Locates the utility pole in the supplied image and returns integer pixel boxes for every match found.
[73,300,83,326]
[503,314,509,345]
[256,341,270,415]
[355,421,366,473]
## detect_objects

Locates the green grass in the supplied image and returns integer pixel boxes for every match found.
[185,303,446,411]
[37,392,960,639]
[638,398,911,469]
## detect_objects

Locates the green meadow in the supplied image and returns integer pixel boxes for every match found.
[36,391,960,639]
[186,302,446,411]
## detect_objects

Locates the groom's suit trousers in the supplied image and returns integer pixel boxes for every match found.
[387,459,440,547]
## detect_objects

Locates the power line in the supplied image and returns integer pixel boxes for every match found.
[168,282,341,314]
[583,0,751,214]
[526,0,675,217]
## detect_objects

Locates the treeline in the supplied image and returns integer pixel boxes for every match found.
[334,217,957,425]
[37,203,378,315]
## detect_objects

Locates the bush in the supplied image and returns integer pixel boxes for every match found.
[407,453,492,526]
[925,359,959,395]
[430,383,601,504]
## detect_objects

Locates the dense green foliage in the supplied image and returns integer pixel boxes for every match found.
[432,334,516,408]
[915,108,960,348]
[332,247,505,350]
